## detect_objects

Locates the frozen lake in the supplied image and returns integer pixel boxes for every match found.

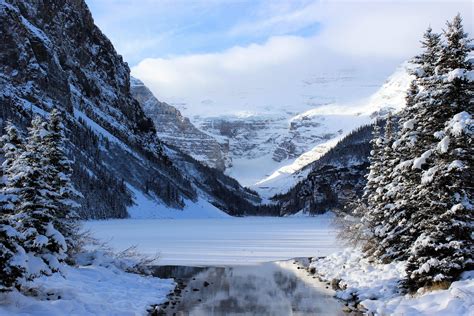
[85,215,340,266]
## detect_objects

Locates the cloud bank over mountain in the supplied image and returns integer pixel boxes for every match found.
[124,0,472,116]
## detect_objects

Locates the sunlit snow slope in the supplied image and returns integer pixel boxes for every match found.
[196,63,412,197]
[252,64,413,198]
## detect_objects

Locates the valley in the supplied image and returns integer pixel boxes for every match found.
[132,63,413,201]
[0,0,472,315]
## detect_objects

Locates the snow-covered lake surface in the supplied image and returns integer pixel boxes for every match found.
[85,215,339,266]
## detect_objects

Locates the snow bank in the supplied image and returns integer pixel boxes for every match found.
[311,248,474,316]
[0,263,174,316]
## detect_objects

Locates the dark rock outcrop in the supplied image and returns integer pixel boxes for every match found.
[272,124,375,215]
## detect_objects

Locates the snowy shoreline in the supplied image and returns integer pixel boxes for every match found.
[0,257,175,316]
[309,248,474,316]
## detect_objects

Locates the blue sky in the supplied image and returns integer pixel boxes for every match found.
[86,0,323,66]
[85,1,472,116]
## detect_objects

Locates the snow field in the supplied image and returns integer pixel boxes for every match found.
[0,263,174,316]
[126,185,230,219]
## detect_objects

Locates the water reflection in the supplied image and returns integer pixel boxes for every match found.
[153,260,345,316]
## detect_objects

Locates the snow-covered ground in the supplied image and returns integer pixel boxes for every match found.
[311,248,474,316]
[0,256,175,316]
[127,185,230,219]
[85,214,339,266]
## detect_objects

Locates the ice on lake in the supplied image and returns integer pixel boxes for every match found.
[85,214,339,266]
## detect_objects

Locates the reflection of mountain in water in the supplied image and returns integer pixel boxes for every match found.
[155,260,345,315]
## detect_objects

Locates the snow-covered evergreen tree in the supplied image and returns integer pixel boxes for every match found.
[43,109,81,254]
[359,121,385,256]
[437,14,472,74]
[375,89,420,262]
[374,26,444,263]
[369,113,398,254]
[0,219,26,291]
[403,15,473,292]
[380,113,397,193]
[0,123,24,213]
[0,122,27,291]
[6,116,67,278]
[412,27,442,79]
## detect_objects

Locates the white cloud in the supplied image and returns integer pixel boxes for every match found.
[229,1,322,37]
[132,35,390,116]
[131,1,473,117]
[315,1,472,58]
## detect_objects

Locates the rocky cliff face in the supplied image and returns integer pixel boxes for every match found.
[195,111,369,188]
[130,78,229,171]
[271,124,376,215]
[0,0,259,218]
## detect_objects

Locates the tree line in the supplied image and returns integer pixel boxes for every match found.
[0,109,80,291]
[352,14,473,292]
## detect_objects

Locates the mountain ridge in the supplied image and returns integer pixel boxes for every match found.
[130,77,229,171]
[0,0,260,218]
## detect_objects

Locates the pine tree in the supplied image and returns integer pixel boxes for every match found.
[0,219,26,291]
[412,27,442,79]
[380,113,397,189]
[0,123,24,213]
[7,116,67,278]
[404,112,473,292]
[375,86,421,262]
[437,14,472,74]
[0,122,27,291]
[359,121,385,257]
[403,15,473,292]
[43,109,81,254]
[375,27,444,263]
[370,113,398,254]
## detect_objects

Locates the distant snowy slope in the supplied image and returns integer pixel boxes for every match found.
[250,63,413,197]
[127,185,230,219]
[133,47,412,194]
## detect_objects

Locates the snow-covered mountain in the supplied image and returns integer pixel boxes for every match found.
[252,64,414,198]
[0,0,259,218]
[134,62,412,200]
[130,77,229,171]
[172,64,412,198]
[272,124,375,215]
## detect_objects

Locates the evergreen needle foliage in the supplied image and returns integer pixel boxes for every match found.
[0,109,81,291]
[355,14,473,292]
